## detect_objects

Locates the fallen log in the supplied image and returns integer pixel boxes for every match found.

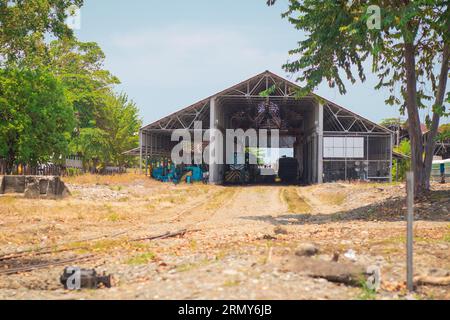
[279,256,370,287]
[130,229,188,242]
[414,275,450,286]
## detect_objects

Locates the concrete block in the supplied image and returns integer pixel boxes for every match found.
[0,176,4,194]
[1,176,70,199]
[4,176,25,193]
[24,182,41,199]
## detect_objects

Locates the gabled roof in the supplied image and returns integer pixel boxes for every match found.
[141,70,392,134]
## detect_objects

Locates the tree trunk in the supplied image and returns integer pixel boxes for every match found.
[5,141,16,175]
[423,43,450,190]
[5,155,14,175]
[404,42,424,197]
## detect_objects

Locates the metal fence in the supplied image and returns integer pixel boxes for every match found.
[0,159,129,176]
[0,161,63,176]
[322,133,392,182]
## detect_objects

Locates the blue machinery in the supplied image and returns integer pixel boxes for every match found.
[184,166,203,182]
[149,159,203,184]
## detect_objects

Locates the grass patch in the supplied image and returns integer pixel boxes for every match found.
[371,233,447,247]
[281,188,311,213]
[0,196,17,205]
[126,252,156,265]
[330,213,345,221]
[109,185,123,192]
[175,259,211,272]
[444,225,450,243]
[202,188,237,211]
[215,250,227,261]
[317,192,347,206]
[442,233,450,243]
[107,212,121,222]
[189,239,198,251]
[358,282,377,300]
[223,280,241,287]
[91,239,122,252]
[73,239,152,255]
[360,182,402,188]
[77,212,85,220]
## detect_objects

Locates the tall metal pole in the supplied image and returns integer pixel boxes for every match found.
[406,172,414,292]
[317,103,324,184]
[389,134,393,183]
[139,130,143,175]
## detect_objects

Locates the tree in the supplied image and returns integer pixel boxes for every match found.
[69,93,141,169]
[1,2,141,173]
[268,0,449,196]
[437,123,450,141]
[99,93,142,167]
[69,127,110,170]
[48,39,136,169]
[48,39,120,128]
[0,0,83,66]
[0,68,74,173]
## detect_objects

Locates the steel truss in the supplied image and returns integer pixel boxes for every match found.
[323,103,387,134]
[128,71,393,180]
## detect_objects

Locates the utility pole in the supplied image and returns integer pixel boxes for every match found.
[406,172,414,292]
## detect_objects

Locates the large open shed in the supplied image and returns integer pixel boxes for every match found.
[130,71,394,184]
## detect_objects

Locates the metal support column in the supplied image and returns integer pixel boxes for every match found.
[389,133,393,183]
[139,130,143,175]
[317,103,324,184]
[209,97,218,184]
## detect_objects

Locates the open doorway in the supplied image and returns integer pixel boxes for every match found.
[224,145,302,185]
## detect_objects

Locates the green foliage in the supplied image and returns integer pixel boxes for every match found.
[126,252,156,265]
[396,139,411,156]
[0,68,74,170]
[0,0,84,66]
[66,167,83,176]
[392,139,411,181]
[48,39,120,128]
[49,40,140,168]
[246,147,266,165]
[358,280,377,300]
[1,1,141,171]
[269,0,449,192]
[259,84,277,97]
[269,0,449,109]
[380,118,405,128]
[99,94,142,167]
[69,93,142,169]
[69,127,109,169]
[437,123,450,141]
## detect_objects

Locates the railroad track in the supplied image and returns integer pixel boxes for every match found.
[0,230,127,262]
[0,254,96,276]
[0,228,192,276]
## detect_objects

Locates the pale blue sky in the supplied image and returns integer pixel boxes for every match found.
[74,0,444,126]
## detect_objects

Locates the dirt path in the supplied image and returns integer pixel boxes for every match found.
[195,186,288,236]
[0,178,448,300]
[296,183,349,215]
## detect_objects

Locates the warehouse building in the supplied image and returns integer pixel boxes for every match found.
[130,71,394,184]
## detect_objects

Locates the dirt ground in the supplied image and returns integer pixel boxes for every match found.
[0,174,448,300]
